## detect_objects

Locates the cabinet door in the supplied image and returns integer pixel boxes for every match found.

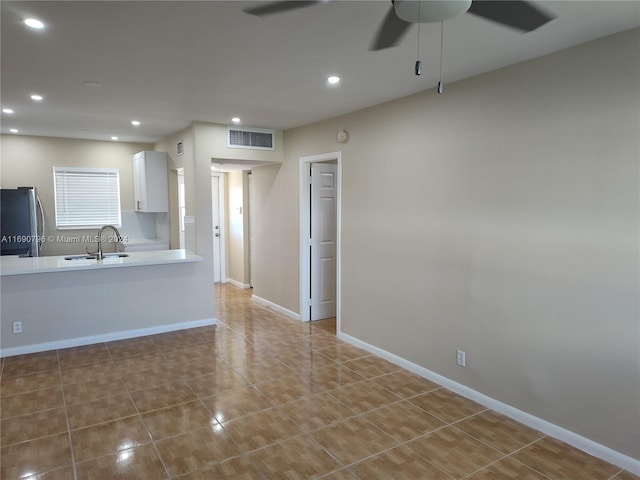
[144,153,168,212]
[133,152,147,211]
[132,151,168,212]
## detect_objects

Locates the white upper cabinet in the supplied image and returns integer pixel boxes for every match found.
[133,151,169,213]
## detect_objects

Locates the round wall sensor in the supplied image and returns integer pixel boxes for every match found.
[337,130,349,143]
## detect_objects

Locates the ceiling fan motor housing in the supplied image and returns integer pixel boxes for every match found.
[394,0,472,23]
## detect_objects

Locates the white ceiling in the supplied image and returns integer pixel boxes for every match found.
[2,1,639,144]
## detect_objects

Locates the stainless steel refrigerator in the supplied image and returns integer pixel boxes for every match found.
[1,187,45,257]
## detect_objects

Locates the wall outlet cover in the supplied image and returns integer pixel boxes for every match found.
[457,350,466,367]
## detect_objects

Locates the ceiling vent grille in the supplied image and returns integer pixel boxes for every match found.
[227,126,275,151]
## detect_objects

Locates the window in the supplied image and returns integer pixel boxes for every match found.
[53,167,121,229]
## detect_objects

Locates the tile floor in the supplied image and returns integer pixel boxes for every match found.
[1,284,638,479]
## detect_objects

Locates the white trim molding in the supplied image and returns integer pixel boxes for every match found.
[299,151,342,326]
[225,278,251,289]
[0,318,218,358]
[252,295,300,320]
[337,331,640,476]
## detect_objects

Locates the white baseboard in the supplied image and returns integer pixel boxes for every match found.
[225,278,251,289]
[252,295,300,320]
[0,318,218,358]
[337,331,640,476]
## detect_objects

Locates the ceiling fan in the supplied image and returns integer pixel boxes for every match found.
[243,0,556,51]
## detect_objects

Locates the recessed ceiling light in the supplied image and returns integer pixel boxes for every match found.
[231,117,241,124]
[131,120,140,126]
[30,94,43,101]
[111,136,119,141]
[23,18,45,30]
[82,81,103,88]
[2,108,14,114]
[327,76,340,85]
[9,128,19,133]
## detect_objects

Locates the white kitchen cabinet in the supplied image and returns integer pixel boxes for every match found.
[133,151,168,212]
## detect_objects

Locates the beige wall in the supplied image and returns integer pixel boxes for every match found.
[154,126,196,249]
[159,121,284,286]
[153,121,282,294]
[194,122,284,164]
[251,28,640,459]
[154,124,215,319]
[251,161,297,307]
[0,135,152,256]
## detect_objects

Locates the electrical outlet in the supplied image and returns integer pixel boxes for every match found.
[456,349,466,367]
[12,321,22,334]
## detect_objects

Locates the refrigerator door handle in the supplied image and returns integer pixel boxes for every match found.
[37,195,45,249]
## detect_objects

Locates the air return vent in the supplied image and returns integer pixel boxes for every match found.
[227,126,275,151]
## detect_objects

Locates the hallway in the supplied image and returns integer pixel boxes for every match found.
[0,284,635,479]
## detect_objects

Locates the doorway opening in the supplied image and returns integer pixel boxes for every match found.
[299,152,342,329]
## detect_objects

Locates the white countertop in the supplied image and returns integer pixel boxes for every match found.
[0,249,202,276]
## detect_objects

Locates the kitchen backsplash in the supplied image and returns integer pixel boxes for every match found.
[120,211,169,243]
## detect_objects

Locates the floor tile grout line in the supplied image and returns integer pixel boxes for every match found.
[219,291,438,475]
[326,421,456,480]
[57,348,80,480]
[51,348,398,472]
[607,468,625,480]
[325,394,529,479]
[304,429,352,473]
[0,403,68,427]
[120,368,174,480]
[458,435,556,480]
[0,353,70,470]
[147,371,266,479]
[512,439,560,480]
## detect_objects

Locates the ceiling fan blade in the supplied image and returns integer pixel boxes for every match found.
[370,4,413,51]
[244,1,324,17]
[467,0,556,32]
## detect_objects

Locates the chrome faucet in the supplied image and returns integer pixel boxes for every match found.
[88,225,123,260]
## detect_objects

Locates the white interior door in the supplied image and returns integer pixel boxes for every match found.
[248,171,256,287]
[311,163,337,320]
[211,174,222,283]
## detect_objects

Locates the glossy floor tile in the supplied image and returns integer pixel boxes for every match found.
[1,283,636,479]
[406,426,504,478]
[248,435,341,479]
[348,444,452,480]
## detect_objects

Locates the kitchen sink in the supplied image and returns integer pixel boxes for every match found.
[64,253,129,260]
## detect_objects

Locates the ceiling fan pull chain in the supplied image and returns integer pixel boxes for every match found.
[415,1,422,76]
[438,21,444,93]
[414,24,421,75]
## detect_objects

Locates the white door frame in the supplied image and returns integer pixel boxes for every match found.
[299,151,342,327]
[211,172,227,283]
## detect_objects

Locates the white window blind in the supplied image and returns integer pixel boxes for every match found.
[54,167,121,229]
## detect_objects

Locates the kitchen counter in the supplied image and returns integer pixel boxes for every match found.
[1,248,214,357]
[0,249,201,276]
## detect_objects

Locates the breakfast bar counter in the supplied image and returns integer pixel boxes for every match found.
[0,249,215,357]
[0,249,202,276]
